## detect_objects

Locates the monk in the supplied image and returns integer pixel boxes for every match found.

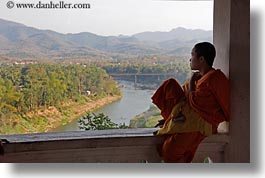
[152,42,229,163]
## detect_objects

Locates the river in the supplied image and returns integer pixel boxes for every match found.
[52,80,155,132]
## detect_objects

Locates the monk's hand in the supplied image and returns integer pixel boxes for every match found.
[189,72,202,92]
[191,72,202,82]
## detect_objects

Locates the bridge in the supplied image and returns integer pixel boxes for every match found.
[108,73,178,88]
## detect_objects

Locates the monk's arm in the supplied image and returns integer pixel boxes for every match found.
[189,72,201,92]
[189,79,196,92]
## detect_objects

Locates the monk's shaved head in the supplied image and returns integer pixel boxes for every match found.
[194,42,216,67]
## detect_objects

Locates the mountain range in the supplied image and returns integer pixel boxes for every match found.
[0,18,212,59]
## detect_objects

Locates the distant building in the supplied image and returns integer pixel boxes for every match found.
[13,60,37,65]
[86,90,91,95]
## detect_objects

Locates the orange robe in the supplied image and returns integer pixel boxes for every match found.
[151,69,229,163]
[151,78,185,120]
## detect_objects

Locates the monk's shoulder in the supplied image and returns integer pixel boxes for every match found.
[209,69,228,82]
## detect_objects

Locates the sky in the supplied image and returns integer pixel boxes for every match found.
[0,0,213,36]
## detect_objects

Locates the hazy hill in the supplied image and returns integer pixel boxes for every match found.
[0,19,40,41]
[0,18,213,59]
[133,27,212,42]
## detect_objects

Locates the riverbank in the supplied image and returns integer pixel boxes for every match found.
[129,105,162,128]
[0,95,122,135]
[52,83,156,132]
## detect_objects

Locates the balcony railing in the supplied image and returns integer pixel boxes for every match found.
[0,128,228,163]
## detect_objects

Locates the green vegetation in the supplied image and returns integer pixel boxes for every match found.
[78,112,128,130]
[0,64,121,134]
[0,59,191,134]
[129,105,162,128]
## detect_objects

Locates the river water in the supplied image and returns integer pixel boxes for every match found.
[52,80,155,132]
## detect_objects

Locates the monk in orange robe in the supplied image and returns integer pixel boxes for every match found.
[152,42,229,163]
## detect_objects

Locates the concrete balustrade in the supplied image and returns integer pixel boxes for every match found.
[0,128,228,163]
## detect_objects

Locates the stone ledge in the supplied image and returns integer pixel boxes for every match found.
[0,128,229,163]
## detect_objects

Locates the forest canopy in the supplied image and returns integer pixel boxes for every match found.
[0,64,120,117]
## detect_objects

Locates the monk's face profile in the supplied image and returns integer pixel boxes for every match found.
[190,48,202,70]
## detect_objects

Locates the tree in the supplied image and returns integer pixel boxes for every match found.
[78,112,128,130]
[0,78,21,115]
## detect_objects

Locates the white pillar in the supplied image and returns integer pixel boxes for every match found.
[213,0,250,162]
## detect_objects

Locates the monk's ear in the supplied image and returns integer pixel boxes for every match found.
[199,56,205,63]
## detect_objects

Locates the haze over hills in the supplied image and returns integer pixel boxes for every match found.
[133,27,212,42]
[0,18,212,59]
